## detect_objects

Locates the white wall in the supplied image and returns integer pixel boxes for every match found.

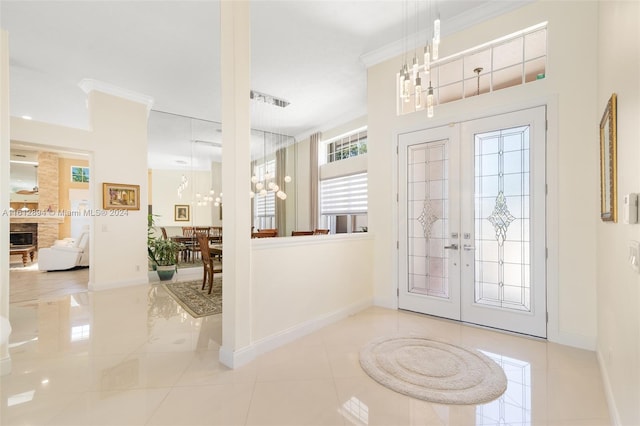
[367,1,599,348]
[1,30,11,375]
[596,2,640,425]
[251,234,374,347]
[151,168,217,227]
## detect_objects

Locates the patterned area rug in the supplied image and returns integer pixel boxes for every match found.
[360,336,507,405]
[163,277,222,318]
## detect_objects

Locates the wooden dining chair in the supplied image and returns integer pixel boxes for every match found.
[313,229,330,235]
[291,231,314,236]
[196,233,222,294]
[160,227,168,240]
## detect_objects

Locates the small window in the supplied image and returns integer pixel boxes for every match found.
[71,166,90,183]
[326,129,367,164]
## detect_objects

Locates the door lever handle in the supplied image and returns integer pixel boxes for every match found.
[444,244,458,250]
[463,244,476,251]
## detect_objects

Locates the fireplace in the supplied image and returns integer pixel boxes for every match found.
[9,223,38,248]
[10,232,34,246]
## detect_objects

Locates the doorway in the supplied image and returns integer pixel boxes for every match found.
[398,106,547,338]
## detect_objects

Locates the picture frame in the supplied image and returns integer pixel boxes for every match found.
[599,93,617,222]
[174,204,190,222]
[102,182,140,210]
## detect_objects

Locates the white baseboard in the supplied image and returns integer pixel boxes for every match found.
[373,296,397,310]
[218,297,373,369]
[1,355,12,376]
[219,344,256,369]
[88,276,149,291]
[596,349,621,426]
[252,297,373,357]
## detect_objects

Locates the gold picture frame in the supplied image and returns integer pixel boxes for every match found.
[599,93,617,222]
[102,182,140,210]
[174,204,190,222]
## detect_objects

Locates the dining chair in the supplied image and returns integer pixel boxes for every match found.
[291,231,314,236]
[197,233,222,294]
[313,229,330,235]
[160,227,168,240]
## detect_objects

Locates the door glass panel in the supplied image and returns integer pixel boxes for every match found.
[474,126,531,311]
[408,141,449,298]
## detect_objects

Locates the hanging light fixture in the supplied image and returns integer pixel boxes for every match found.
[397,0,441,117]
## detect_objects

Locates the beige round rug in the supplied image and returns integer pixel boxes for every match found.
[359,336,507,405]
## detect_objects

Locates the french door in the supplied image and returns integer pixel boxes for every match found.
[398,107,547,338]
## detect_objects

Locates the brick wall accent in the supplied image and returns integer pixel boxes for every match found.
[37,223,58,250]
[38,152,59,211]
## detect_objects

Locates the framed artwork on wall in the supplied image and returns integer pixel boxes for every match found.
[102,182,140,210]
[175,204,190,222]
[599,93,617,222]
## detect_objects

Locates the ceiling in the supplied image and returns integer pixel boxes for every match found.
[1,0,529,171]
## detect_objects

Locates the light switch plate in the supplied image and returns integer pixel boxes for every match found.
[629,240,640,273]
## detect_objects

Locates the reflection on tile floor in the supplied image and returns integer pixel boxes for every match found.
[2,270,611,425]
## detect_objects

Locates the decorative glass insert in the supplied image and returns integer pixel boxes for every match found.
[71,166,90,183]
[474,126,530,311]
[407,140,449,298]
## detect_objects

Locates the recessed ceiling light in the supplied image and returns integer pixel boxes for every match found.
[176,160,188,165]
[21,115,32,120]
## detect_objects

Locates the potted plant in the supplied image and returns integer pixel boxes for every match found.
[148,237,182,281]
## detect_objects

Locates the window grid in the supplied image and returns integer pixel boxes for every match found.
[326,130,367,163]
[474,126,531,311]
[399,25,547,116]
[407,141,449,298]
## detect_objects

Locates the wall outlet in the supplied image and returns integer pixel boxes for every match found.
[628,240,640,273]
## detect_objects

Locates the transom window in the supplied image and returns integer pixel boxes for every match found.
[326,129,367,163]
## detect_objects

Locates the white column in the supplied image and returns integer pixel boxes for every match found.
[219,0,254,368]
[1,30,12,376]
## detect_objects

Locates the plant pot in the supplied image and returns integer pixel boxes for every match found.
[156,265,176,281]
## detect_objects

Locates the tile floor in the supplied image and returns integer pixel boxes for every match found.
[2,267,611,425]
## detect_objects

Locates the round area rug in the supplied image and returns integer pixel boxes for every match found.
[359,336,507,405]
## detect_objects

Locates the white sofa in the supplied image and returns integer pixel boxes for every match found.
[38,229,90,271]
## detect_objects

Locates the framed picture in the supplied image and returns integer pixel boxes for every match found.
[175,204,190,222]
[102,182,140,210]
[599,93,618,222]
[71,166,90,183]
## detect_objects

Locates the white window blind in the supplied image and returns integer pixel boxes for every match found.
[320,172,368,215]
[255,192,275,217]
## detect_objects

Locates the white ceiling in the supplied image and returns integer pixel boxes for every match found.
[1,0,529,171]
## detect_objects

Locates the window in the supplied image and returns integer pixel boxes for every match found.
[320,172,368,233]
[326,129,367,163]
[71,166,90,183]
[253,159,276,230]
[399,23,547,115]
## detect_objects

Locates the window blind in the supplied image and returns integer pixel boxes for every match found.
[320,172,367,215]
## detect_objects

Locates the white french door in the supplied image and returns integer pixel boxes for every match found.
[398,106,547,338]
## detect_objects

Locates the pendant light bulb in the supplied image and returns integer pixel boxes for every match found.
[284,175,292,183]
[426,84,434,118]
[412,56,419,80]
[415,74,423,110]
[423,45,431,74]
[432,39,439,60]
[434,17,441,42]
[399,68,406,98]
[403,70,411,102]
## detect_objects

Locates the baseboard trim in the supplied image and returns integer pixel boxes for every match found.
[88,276,149,291]
[596,349,621,426]
[251,297,373,357]
[218,297,373,369]
[219,344,256,369]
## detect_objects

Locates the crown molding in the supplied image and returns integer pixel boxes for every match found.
[360,0,533,68]
[78,79,154,112]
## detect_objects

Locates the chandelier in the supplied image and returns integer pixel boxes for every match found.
[398,0,441,117]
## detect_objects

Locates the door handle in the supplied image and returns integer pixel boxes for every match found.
[444,244,458,250]
[463,244,476,251]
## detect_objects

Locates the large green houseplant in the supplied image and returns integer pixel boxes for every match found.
[148,237,182,281]
[147,213,182,281]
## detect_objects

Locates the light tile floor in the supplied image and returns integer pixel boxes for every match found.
[2,269,611,426]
